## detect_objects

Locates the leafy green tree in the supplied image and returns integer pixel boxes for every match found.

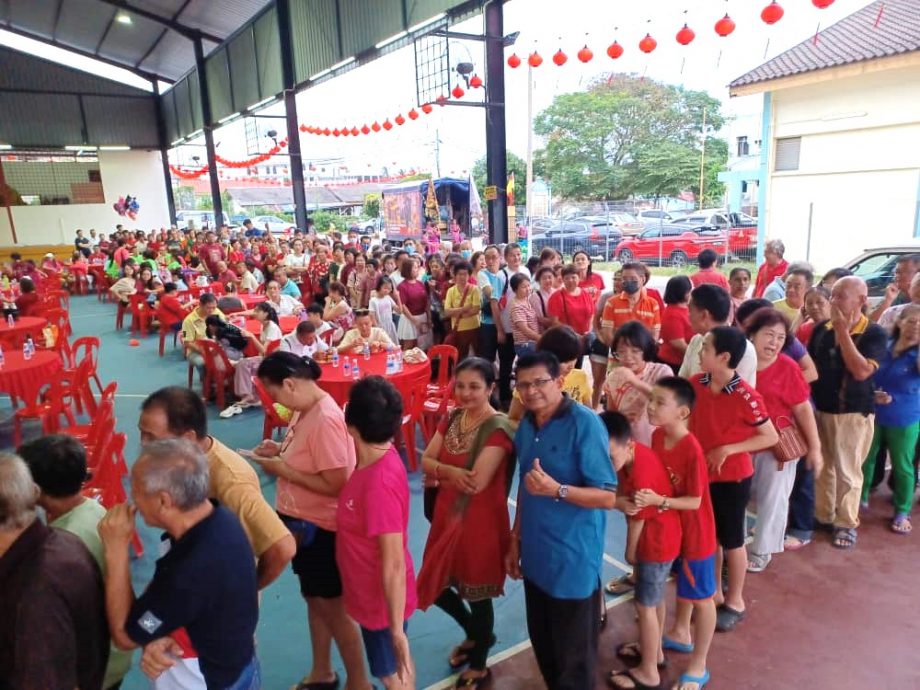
[472,151,527,207]
[533,74,724,200]
[363,194,381,218]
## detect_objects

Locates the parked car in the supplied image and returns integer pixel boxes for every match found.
[671,209,757,260]
[574,213,644,237]
[175,210,231,231]
[844,240,920,306]
[250,214,295,235]
[636,209,674,224]
[530,220,623,260]
[615,224,728,268]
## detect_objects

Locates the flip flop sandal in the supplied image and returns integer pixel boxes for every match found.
[606,574,636,595]
[783,536,811,551]
[607,668,663,690]
[675,669,710,690]
[662,636,694,653]
[454,668,491,688]
[746,552,771,573]
[832,527,857,549]
[615,642,668,669]
[715,605,746,632]
[295,673,340,690]
[449,634,497,669]
[891,515,912,535]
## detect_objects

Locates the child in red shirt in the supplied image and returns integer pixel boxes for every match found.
[601,411,680,690]
[638,376,718,690]
[688,327,777,635]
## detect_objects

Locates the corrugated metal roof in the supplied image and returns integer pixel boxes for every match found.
[730,0,920,90]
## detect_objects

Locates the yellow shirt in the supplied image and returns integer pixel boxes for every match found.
[444,283,482,332]
[772,298,802,324]
[512,367,593,407]
[206,437,291,556]
[181,307,227,343]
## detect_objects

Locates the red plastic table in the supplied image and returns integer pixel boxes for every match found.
[0,316,48,348]
[241,315,299,337]
[0,350,63,406]
[239,293,266,309]
[317,351,431,407]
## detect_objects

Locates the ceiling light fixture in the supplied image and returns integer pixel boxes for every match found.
[99,145,130,151]
[65,145,98,151]
[116,12,132,25]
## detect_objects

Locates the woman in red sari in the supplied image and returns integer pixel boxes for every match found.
[419,358,514,688]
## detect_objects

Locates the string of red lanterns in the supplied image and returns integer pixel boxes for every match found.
[504,0,835,64]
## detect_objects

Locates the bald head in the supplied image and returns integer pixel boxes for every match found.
[831,275,868,324]
[833,275,868,297]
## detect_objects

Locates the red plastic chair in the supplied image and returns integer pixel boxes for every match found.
[156,306,184,357]
[47,289,70,313]
[253,377,288,440]
[320,328,335,346]
[395,368,430,472]
[70,336,103,395]
[60,383,116,449]
[205,282,225,297]
[198,340,236,408]
[58,354,93,416]
[265,339,281,355]
[13,379,77,446]
[426,344,458,395]
[422,379,456,444]
[36,307,72,364]
[129,293,153,336]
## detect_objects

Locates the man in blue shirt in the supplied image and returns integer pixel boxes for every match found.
[273,267,303,299]
[99,438,261,689]
[476,245,507,370]
[506,351,617,690]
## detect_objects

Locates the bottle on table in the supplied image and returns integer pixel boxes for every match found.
[23,335,33,360]
[0,344,5,368]
[343,356,351,378]
[6,313,13,327]
[352,361,360,379]
[332,350,340,368]
[363,342,370,360]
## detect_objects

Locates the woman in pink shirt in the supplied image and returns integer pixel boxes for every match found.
[253,352,372,690]
[341,377,417,688]
[509,274,541,356]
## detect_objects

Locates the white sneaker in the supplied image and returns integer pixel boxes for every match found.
[219,404,243,418]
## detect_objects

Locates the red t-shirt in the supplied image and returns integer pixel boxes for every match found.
[658,304,694,366]
[689,373,769,482]
[690,268,729,290]
[158,294,189,323]
[616,444,681,563]
[646,287,665,314]
[14,292,41,317]
[651,429,717,560]
[549,288,598,335]
[754,259,788,298]
[201,243,225,275]
[755,354,810,424]
[578,273,605,304]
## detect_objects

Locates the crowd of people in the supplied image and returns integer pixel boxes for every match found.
[0,220,918,690]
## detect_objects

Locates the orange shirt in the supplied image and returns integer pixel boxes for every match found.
[600,290,661,334]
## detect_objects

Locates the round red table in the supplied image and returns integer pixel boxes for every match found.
[239,293,266,309]
[0,350,63,406]
[0,316,48,348]
[317,351,431,407]
[241,315,299,336]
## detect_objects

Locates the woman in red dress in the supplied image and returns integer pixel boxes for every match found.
[419,358,514,688]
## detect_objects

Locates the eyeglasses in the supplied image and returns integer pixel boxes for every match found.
[516,378,554,393]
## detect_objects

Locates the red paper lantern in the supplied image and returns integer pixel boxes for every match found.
[383,119,393,131]
[421,103,433,114]
[408,108,419,120]
[577,45,593,63]
[507,53,521,68]
[323,128,331,136]
[452,84,465,99]
[341,127,350,136]
[280,139,288,147]
[361,124,370,135]
[812,0,834,7]
[607,41,624,59]
[436,94,448,105]
[332,128,341,137]
[639,33,657,53]
[395,114,406,125]
[715,14,736,37]
[469,74,483,88]
[676,24,695,45]
[350,127,359,136]
[761,1,784,24]
[371,121,381,132]
[528,51,543,67]
[299,123,307,132]
[552,49,568,66]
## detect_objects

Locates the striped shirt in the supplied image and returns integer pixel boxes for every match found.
[600,291,661,335]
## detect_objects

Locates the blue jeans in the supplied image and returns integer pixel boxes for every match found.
[514,342,535,358]
[225,656,260,690]
[786,459,815,540]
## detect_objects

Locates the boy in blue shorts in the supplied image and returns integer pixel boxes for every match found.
[601,411,681,690]
[636,377,717,690]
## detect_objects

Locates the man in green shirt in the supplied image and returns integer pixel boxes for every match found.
[19,434,134,690]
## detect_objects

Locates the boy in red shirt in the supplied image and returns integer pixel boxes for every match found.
[639,377,717,690]
[601,411,681,690]
[687,328,776,634]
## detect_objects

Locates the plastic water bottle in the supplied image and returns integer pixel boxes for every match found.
[6,314,13,327]
[363,342,370,360]
[396,349,403,372]
[386,354,394,375]
[351,360,360,379]
[23,336,33,360]
[0,345,5,369]
[331,350,339,368]
[343,357,351,378]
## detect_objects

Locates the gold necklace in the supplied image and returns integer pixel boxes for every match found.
[459,407,492,433]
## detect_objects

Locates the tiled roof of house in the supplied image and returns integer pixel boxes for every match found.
[730,0,920,89]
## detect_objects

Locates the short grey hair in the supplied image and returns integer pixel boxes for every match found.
[765,239,785,257]
[134,439,210,511]
[0,453,39,530]
[785,260,815,283]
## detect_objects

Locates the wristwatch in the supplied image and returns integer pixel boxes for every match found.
[556,484,569,502]
[659,498,671,512]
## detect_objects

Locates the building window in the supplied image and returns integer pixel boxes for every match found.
[736,136,749,157]
[774,137,801,171]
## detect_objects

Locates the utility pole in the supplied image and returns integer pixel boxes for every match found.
[698,106,707,210]
[434,128,442,178]
[525,61,533,221]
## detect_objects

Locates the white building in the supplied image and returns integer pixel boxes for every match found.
[729,0,920,270]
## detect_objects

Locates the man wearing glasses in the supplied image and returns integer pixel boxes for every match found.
[505,351,617,690]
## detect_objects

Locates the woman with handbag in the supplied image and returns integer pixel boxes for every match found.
[417,358,515,688]
[744,307,822,573]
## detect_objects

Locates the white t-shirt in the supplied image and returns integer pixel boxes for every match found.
[268,294,302,316]
[679,332,758,387]
[280,332,328,357]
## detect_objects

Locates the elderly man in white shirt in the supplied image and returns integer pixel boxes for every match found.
[279,321,329,358]
[264,280,304,316]
[336,310,395,354]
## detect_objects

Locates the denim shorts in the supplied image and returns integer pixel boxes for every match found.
[634,560,673,606]
[360,622,408,679]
